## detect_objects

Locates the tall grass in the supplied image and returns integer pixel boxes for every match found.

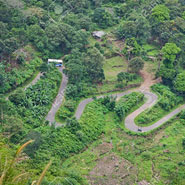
[0,140,52,185]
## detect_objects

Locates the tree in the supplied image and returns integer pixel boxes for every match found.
[0,98,7,123]
[152,5,170,22]
[128,57,144,73]
[83,47,105,83]
[159,65,176,81]
[116,21,137,39]
[174,72,185,95]
[24,130,42,157]
[67,63,85,84]
[127,12,151,43]
[162,43,181,66]
[2,115,24,143]
[3,37,19,58]
[66,118,81,134]
[9,89,26,105]
[153,20,174,45]
[123,38,142,60]
[92,8,115,28]
[117,13,151,43]
[27,24,46,51]
[72,30,89,50]
[182,11,185,20]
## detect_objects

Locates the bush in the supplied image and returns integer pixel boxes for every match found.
[152,84,183,111]
[137,84,184,125]
[117,72,138,82]
[9,66,61,127]
[115,92,144,120]
[58,106,73,120]
[99,96,116,111]
[115,82,125,89]
[0,57,42,93]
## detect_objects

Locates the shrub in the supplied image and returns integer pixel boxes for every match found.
[99,96,116,111]
[117,72,138,82]
[115,92,144,120]
[137,84,184,125]
[58,106,73,120]
[9,66,61,127]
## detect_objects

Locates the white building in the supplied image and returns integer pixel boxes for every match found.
[48,59,63,64]
[92,31,106,39]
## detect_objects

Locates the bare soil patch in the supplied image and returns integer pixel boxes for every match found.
[92,142,113,156]
[139,64,161,92]
[87,153,136,185]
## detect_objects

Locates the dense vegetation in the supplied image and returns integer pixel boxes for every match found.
[136,84,184,126]
[115,92,144,120]
[0,0,185,184]
[62,107,185,185]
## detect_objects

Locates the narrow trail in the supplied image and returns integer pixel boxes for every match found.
[24,72,43,90]
[5,72,43,100]
[46,66,185,133]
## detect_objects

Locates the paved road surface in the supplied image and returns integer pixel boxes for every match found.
[46,67,68,124]
[24,72,43,90]
[5,72,43,100]
[46,69,185,132]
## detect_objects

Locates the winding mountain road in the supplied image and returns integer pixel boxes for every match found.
[46,67,68,125]
[45,67,185,132]
[24,72,43,90]
[5,72,43,101]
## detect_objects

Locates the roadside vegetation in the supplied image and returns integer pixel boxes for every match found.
[0,0,185,184]
[62,111,185,185]
[135,84,184,126]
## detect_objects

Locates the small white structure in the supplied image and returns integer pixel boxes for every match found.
[48,59,63,64]
[92,31,106,39]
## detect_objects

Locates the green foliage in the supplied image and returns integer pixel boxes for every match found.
[174,72,185,95]
[158,65,176,80]
[159,43,182,85]
[0,57,42,94]
[128,57,144,73]
[99,96,116,111]
[1,0,185,183]
[92,8,116,28]
[117,72,138,82]
[33,100,106,166]
[9,66,61,127]
[136,84,183,125]
[182,11,185,20]
[152,5,170,22]
[123,38,142,58]
[162,43,181,63]
[66,118,81,134]
[65,47,105,85]
[79,101,106,142]
[57,106,73,121]
[116,15,151,43]
[115,92,144,120]
[63,13,94,31]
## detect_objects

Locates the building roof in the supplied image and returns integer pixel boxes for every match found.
[48,59,63,63]
[92,31,106,38]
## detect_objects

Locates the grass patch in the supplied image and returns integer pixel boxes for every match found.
[142,44,160,57]
[142,44,159,51]
[103,56,127,81]
[147,50,159,56]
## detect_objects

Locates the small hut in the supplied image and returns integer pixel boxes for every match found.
[92,31,106,39]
